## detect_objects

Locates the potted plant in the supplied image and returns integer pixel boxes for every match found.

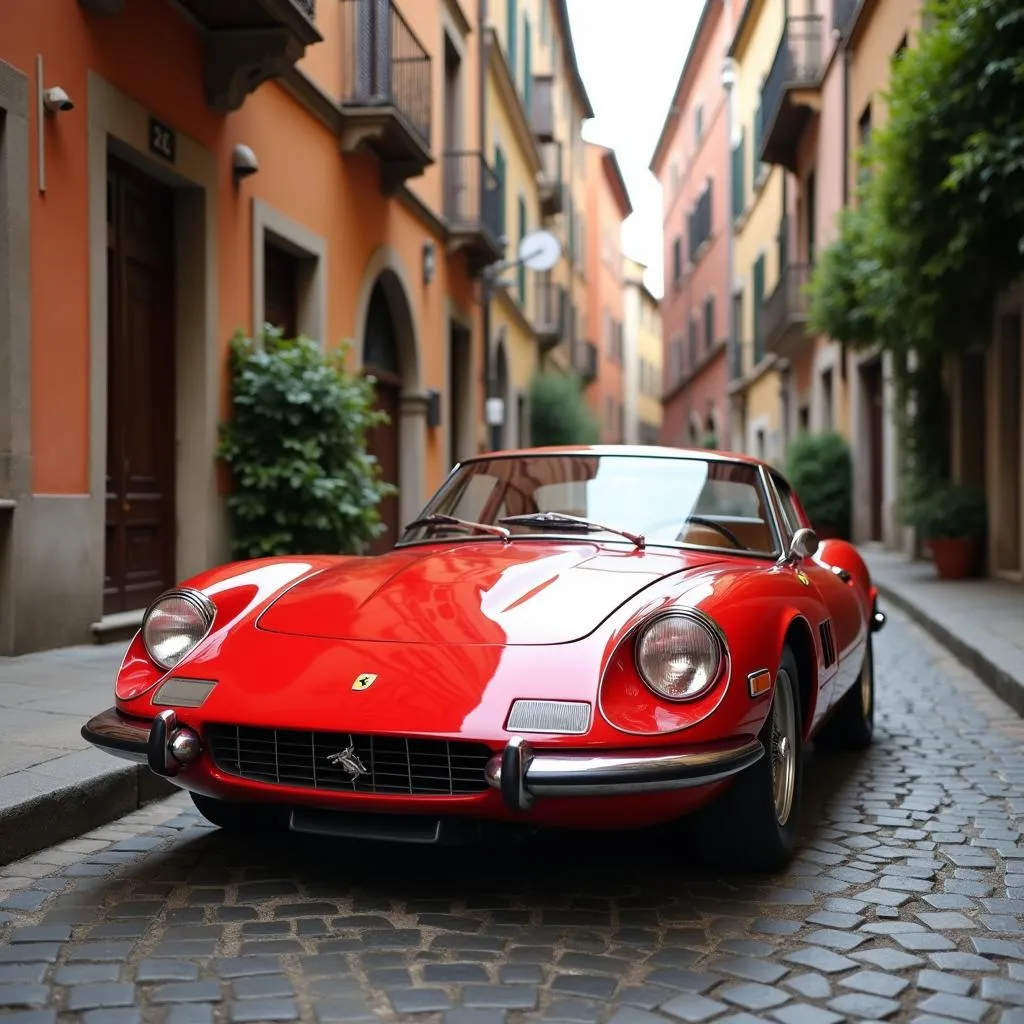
[902,479,987,580]
[785,431,852,540]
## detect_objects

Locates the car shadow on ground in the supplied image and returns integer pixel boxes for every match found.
[108,739,877,922]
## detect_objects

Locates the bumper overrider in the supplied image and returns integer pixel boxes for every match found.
[82,708,764,809]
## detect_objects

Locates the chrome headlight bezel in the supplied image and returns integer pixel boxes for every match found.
[632,609,729,703]
[141,588,216,672]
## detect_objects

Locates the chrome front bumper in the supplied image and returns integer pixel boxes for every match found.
[485,735,764,811]
[82,707,203,778]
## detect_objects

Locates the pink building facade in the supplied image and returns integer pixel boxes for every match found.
[651,0,732,449]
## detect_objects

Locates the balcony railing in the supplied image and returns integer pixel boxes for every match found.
[538,140,564,217]
[688,182,714,263]
[760,15,824,170]
[534,278,566,345]
[763,263,813,356]
[444,151,503,273]
[531,75,555,142]
[340,0,432,147]
[572,339,598,383]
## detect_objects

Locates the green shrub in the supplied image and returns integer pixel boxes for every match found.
[902,479,986,540]
[529,370,601,446]
[785,431,852,537]
[218,326,396,558]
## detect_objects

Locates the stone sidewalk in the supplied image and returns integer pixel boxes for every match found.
[860,543,1024,717]
[0,641,173,866]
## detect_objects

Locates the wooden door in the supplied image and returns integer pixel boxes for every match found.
[364,281,402,555]
[104,156,176,615]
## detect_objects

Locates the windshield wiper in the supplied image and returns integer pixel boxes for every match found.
[404,513,510,540]
[498,512,646,549]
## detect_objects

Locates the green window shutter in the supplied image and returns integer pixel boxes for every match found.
[732,129,745,219]
[523,15,532,109]
[753,255,765,364]
[752,101,762,189]
[507,0,517,82]
[517,196,527,302]
[494,146,506,237]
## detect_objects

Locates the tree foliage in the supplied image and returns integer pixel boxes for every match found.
[785,431,852,537]
[528,369,601,446]
[218,326,395,559]
[808,0,1024,359]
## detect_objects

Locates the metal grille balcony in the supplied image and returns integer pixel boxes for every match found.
[534,278,567,348]
[339,0,433,187]
[539,140,564,217]
[763,263,813,358]
[531,75,555,142]
[444,151,503,275]
[760,15,824,172]
[207,724,491,796]
[572,339,598,383]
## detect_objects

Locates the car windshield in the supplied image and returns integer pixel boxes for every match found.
[399,453,780,556]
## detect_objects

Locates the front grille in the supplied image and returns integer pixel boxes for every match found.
[205,724,492,796]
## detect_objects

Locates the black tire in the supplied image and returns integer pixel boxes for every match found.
[190,793,285,832]
[693,646,805,873]
[817,634,875,751]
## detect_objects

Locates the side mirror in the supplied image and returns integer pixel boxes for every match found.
[786,527,819,564]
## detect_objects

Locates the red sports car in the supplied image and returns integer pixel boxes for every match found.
[83,446,885,871]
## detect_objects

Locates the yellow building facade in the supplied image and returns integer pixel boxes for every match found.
[484,0,594,443]
[728,0,786,462]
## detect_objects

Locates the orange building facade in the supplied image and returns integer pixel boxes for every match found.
[0,0,529,654]
[582,143,632,442]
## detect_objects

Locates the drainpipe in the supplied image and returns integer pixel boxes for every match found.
[722,0,736,450]
[479,0,496,450]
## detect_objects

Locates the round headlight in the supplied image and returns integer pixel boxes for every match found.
[142,589,215,671]
[634,612,726,701]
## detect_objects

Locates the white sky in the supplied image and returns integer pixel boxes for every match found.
[565,0,704,300]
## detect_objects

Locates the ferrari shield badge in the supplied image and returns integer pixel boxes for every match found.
[795,571,810,587]
[351,672,377,691]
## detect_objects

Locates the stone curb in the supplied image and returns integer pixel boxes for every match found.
[0,763,177,867]
[875,579,1024,720]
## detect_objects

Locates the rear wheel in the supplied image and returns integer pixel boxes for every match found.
[190,793,285,832]
[693,647,804,873]
[817,634,875,751]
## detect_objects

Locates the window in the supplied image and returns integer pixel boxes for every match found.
[731,129,746,219]
[523,14,532,109]
[506,0,518,80]
[540,0,550,45]
[688,314,698,368]
[263,241,300,339]
[694,103,704,144]
[858,104,873,184]
[772,473,804,537]
[704,295,715,351]
[752,89,764,189]
[821,367,834,428]
[672,237,682,287]
[517,195,527,302]
[752,255,765,363]
[494,145,507,237]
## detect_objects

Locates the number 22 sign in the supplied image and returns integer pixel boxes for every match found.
[148,117,176,164]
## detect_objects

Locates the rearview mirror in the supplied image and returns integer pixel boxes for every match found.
[787,527,819,563]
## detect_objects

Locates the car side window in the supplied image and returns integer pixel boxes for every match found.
[771,474,803,536]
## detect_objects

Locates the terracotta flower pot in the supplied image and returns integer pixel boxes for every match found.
[928,537,977,580]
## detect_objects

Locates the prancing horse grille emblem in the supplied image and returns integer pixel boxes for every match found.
[326,743,367,780]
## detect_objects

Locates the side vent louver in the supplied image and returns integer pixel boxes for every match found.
[819,620,837,668]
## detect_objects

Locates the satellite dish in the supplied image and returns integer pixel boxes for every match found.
[518,229,562,272]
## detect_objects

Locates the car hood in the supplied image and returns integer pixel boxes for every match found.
[256,541,721,646]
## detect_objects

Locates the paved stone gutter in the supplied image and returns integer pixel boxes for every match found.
[860,545,1024,720]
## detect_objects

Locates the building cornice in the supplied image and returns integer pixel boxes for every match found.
[552,0,595,120]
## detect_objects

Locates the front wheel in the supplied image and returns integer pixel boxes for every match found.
[693,647,804,873]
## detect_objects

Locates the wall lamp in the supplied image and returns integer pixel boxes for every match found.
[232,144,259,188]
[422,240,437,285]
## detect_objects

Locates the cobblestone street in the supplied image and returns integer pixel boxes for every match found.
[3,606,1024,1024]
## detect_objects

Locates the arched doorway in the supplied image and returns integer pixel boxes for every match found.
[364,279,402,554]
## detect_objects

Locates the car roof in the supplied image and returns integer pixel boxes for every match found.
[460,444,776,472]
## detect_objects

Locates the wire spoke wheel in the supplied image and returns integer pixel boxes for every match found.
[770,668,798,827]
